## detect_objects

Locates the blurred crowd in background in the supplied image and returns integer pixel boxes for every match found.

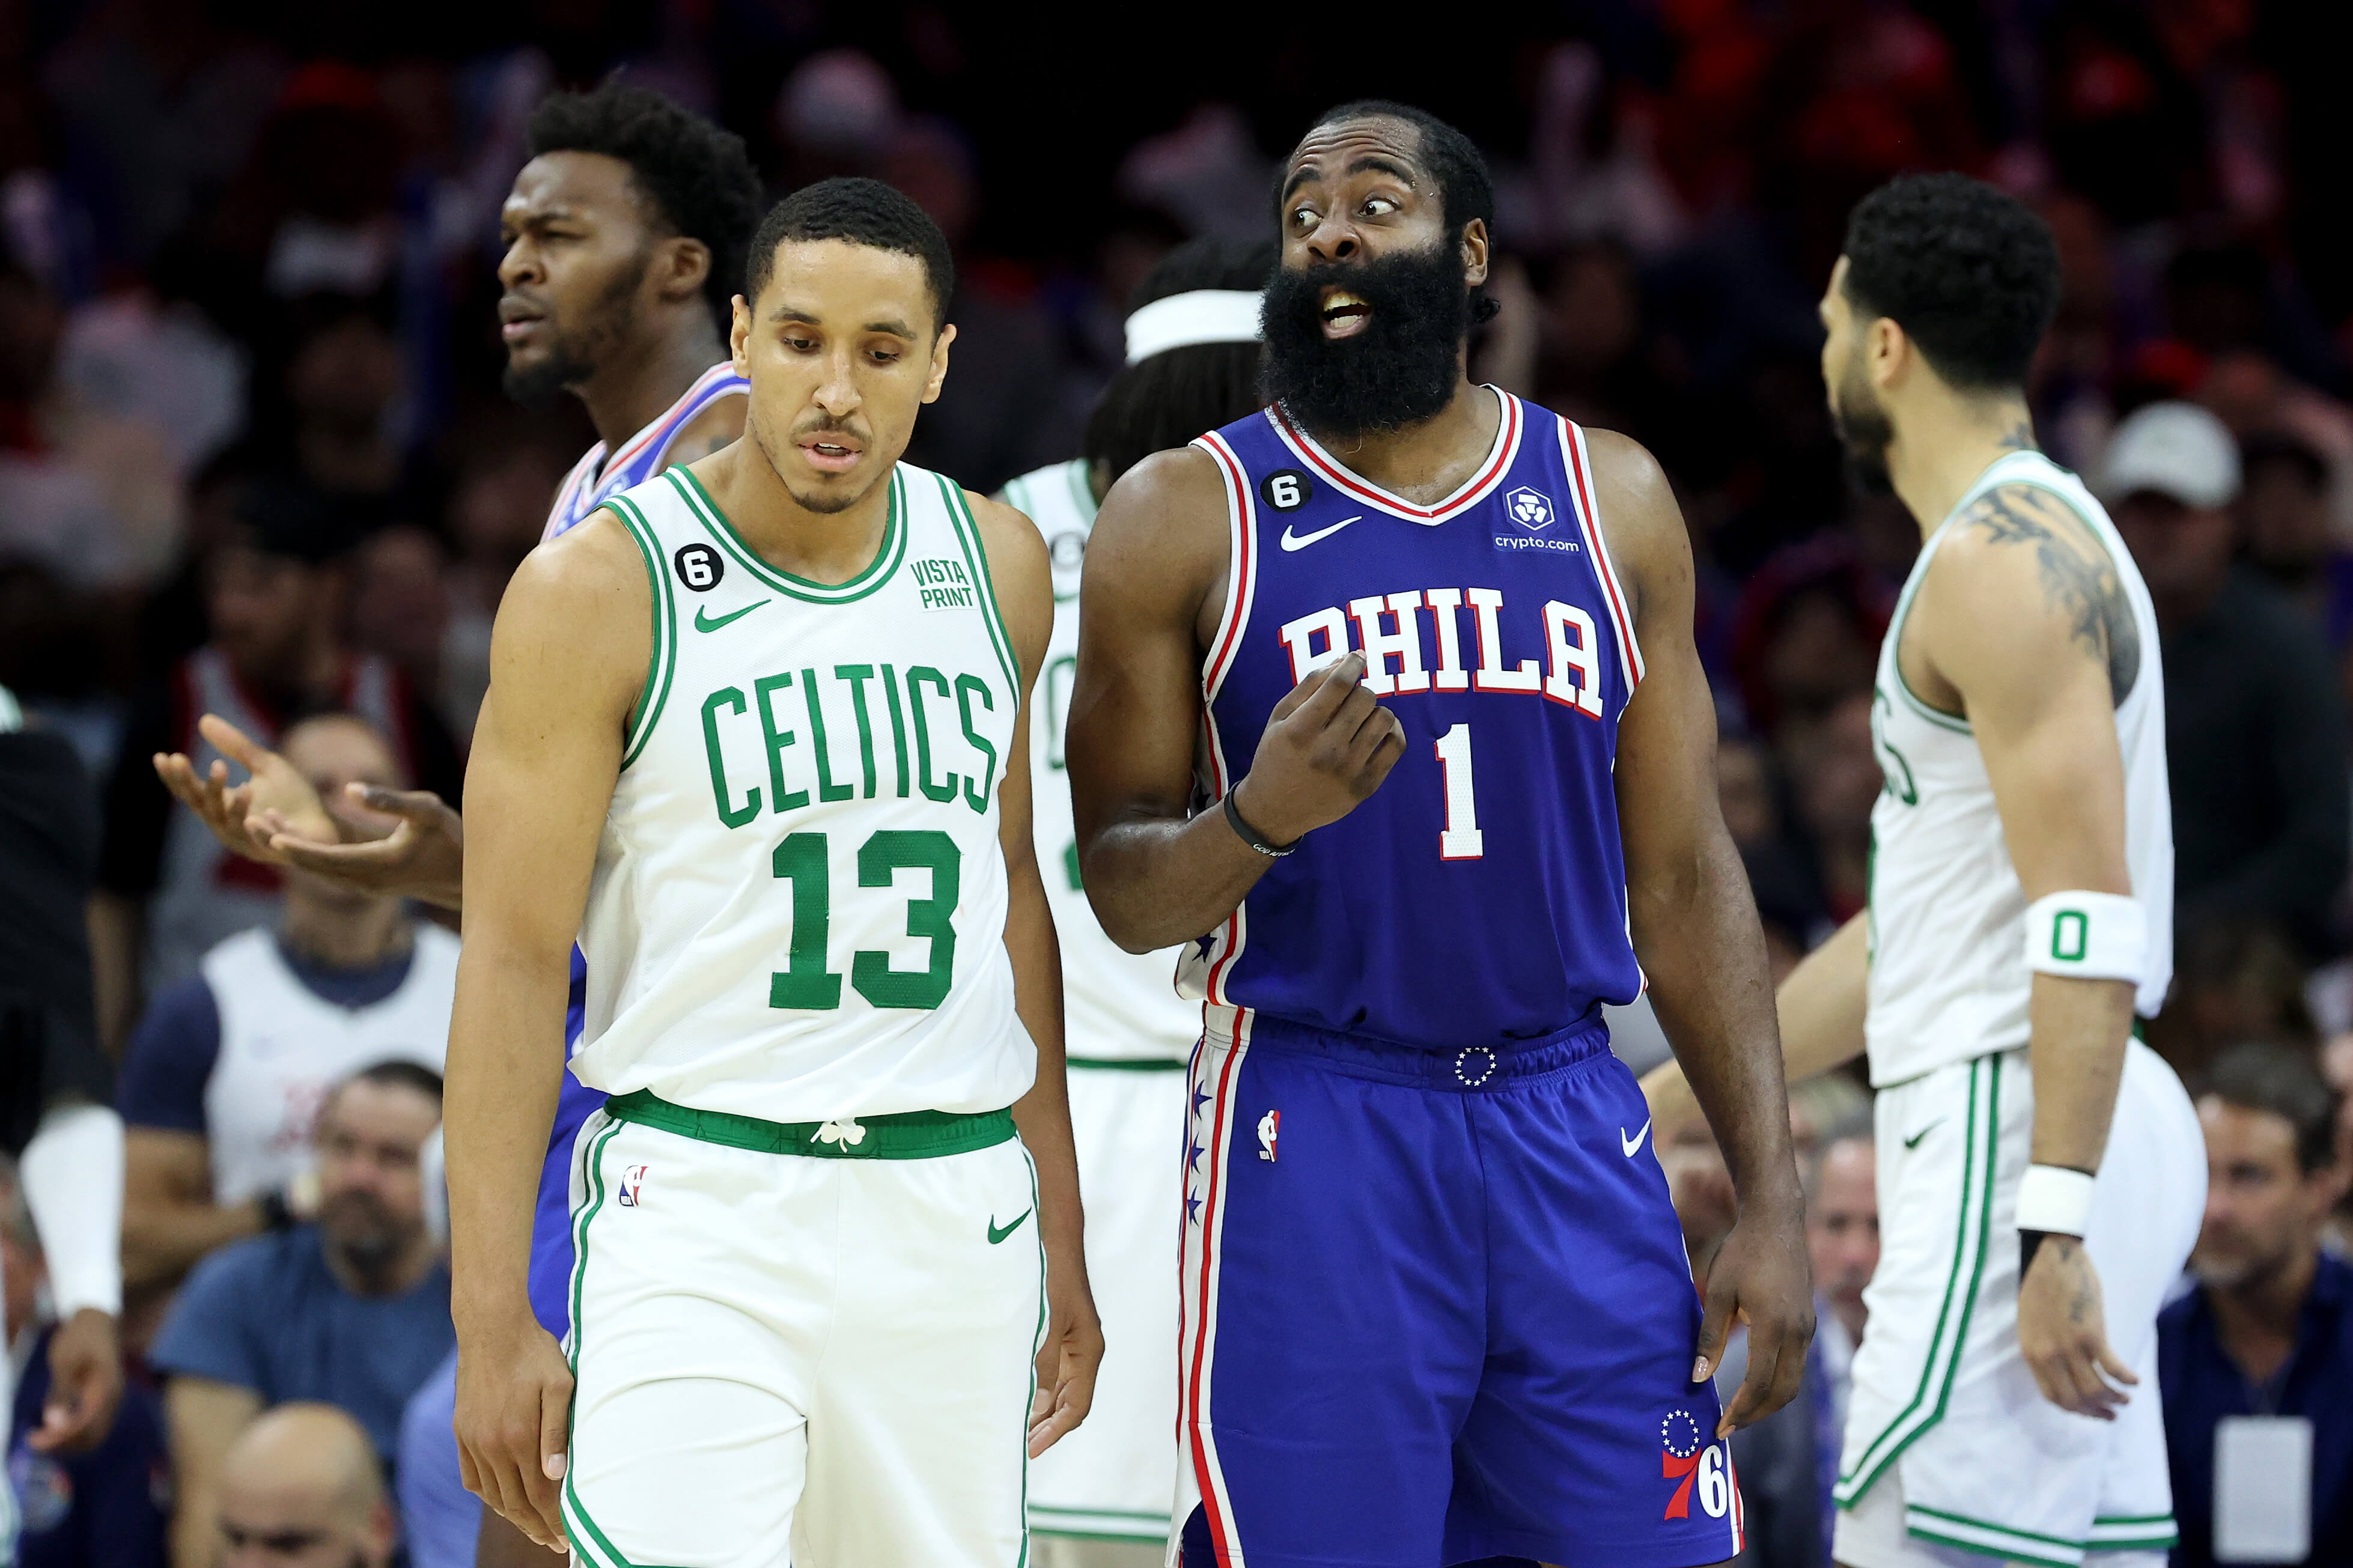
[7,1,2353,1565]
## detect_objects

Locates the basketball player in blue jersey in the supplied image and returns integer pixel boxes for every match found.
[150,81,761,1566]
[1070,100,1813,1568]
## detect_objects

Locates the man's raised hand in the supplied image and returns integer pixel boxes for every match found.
[153,714,337,869]
[1230,651,1406,846]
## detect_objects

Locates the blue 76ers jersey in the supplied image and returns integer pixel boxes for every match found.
[527,359,746,1337]
[1187,390,1646,1051]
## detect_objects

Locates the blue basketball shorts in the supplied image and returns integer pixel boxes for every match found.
[1177,1008,1746,1568]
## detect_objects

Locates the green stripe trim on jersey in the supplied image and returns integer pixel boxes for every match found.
[1064,457,1100,524]
[562,1117,636,1568]
[1834,1054,2000,1507]
[604,1088,1015,1159]
[1065,1056,1189,1071]
[2087,1512,2178,1550]
[668,466,907,603]
[1018,1144,1046,1568]
[937,473,1026,700]
[1905,1504,2089,1567]
[604,498,678,770]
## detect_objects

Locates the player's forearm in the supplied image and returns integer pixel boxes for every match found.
[1004,864,1084,1260]
[445,942,567,1332]
[1643,911,1869,1138]
[2024,972,2132,1173]
[1081,799,1277,954]
[1634,830,1799,1201]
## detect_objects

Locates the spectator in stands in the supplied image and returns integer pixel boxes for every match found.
[2238,432,2349,643]
[213,1403,395,1568]
[2106,401,2350,959]
[1720,1120,1877,1568]
[91,479,464,1047]
[2,1158,168,1568]
[2161,1044,2353,1568]
[150,1061,453,1568]
[120,713,455,1301]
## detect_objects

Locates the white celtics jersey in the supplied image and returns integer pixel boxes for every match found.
[1865,449,2173,1087]
[572,463,1035,1121]
[1000,460,1199,1063]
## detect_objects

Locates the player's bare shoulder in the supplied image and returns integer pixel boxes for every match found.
[1578,425,1689,623]
[1928,480,2142,706]
[491,505,654,725]
[963,488,1052,675]
[1086,445,1245,636]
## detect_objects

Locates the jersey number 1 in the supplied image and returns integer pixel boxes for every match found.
[1435,723,1482,860]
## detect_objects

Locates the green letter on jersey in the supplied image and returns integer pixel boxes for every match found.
[769,833,842,1009]
[955,674,997,815]
[701,687,761,828]
[754,673,811,813]
[851,831,960,1009]
[906,666,960,804]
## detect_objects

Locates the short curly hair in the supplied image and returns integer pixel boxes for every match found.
[745,178,955,330]
[1841,172,2060,390]
[528,82,764,332]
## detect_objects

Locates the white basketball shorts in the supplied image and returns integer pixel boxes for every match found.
[560,1092,1047,1568]
[1832,1040,2204,1568]
[1027,1059,1187,1548]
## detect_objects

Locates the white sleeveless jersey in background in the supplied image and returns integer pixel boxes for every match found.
[201,923,459,1203]
[572,463,1035,1122]
[1865,449,2173,1087]
[1000,459,1199,1063]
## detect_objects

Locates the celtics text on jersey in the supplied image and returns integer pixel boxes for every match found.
[570,462,1036,1123]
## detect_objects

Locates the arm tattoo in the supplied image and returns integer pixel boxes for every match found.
[1961,485,2141,705]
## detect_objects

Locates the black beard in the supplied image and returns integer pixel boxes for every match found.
[1261,243,1471,442]
[1830,367,1896,496]
[499,252,648,407]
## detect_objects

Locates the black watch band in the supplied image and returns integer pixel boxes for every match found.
[1223,791,1296,858]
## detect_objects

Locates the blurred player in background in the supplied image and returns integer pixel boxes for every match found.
[1645,174,2200,1568]
[1072,100,1809,1568]
[153,81,762,1568]
[998,234,1273,1566]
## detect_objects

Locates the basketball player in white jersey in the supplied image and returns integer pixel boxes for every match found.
[998,236,1271,1566]
[1643,174,2203,1568]
[446,177,1100,1567]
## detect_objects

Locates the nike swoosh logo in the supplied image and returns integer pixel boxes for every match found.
[695,600,770,633]
[987,1209,1032,1245]
[1904,1119,1946,1150]
[1278,515,1363,552]
[1620,1119,1651,1157]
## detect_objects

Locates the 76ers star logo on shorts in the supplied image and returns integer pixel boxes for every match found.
[617,1164,650,1208]
[1659,1408,1741,1528]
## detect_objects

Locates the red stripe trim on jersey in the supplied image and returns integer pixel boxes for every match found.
[1193,432,1258,1010]
[1183,1011,1253,1566]
[1196,433,1257,700]
[600,362,742,481]
[1559,419,1645,688]
[1270,391,1521,523]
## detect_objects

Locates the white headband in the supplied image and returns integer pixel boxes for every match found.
[1124,289,1263,364]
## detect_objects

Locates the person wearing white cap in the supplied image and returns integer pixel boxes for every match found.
[994,235,1271,1568]
[2106,402,2349,958]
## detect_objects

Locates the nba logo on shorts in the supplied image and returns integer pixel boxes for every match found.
[1257,1110,1280,1162]
[617,1164,650,1208]
[1505,486,1555,530]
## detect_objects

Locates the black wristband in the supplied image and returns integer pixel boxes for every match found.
[1223,791,1296,858]
[2020,1227,2059,1278]
[257,1189,296,1232]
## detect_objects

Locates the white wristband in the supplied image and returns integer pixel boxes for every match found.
[2024,891,2146,984]
[2016,1164,2096,1237]
[20,1104,124,1319]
